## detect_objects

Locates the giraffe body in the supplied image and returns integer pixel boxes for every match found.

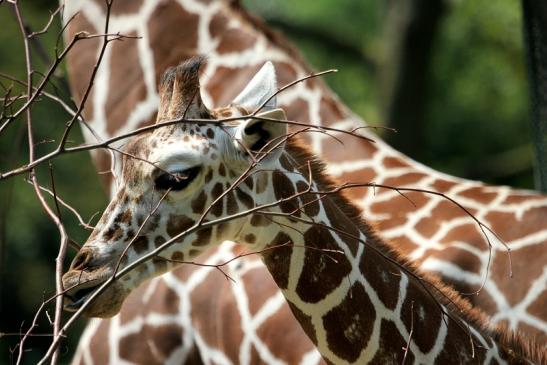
[61,0,547,363]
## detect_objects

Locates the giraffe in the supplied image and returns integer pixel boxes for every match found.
[62,57,544,365]
[60,0,547,363]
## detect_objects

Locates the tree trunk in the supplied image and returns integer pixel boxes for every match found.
[522,0,547,192]
[382,0,447,159]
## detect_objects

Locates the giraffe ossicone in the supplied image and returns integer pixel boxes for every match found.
[62,58,542,364]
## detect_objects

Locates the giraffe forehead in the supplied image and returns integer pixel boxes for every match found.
[211,105,249,125]
[121,105,251,182]
[150,142,205,169]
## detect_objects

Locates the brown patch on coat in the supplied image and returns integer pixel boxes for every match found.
[426,245,482,276]
[207,65,262,106]
[430,178,459,192]
[102,224,123,242]
[323,283,375,362]
[360,250,401,310]
[65,15,99,121]
[148,2,199,89]
[166,215,195,238]
[106,30,146,135]
[210,182,224,216]
[458,186,499,204]
[382,156,409,169]
[88,319,110,364]
[502,193,545,204]
[113,209,132,226]
[296,181,321,217]
[226,190,238,215]
[383,172,428,187]
[191,190,207,214]
[528,290,547,324]
[371,191,428,222]
[194,227,212,246]
[171,251,184,261]
[368,319,415,364]
[491,242,545,306]
[152,256,167,273]
[204,167,213,184]
[216,26,258,54]
[487,206,546,242]
[401,279,443,354]
[250,214,269,227]
[297,225,352,303]
[119,323,183,364]
[279,154,294,171]
[243,175,254,190]
[436,223,478,245]
[218,163,226,177]
[272,61,298,88]
[256,299,321,365]
[189,266,244,363]
[320,132,378,166]
[208,11,229,39]
[322,198,360,255]
[241,266,279,316]
[154,236,166,248]
[319,95,346,123]
[235,187,254,209]
[272,171,300,216]
[283,98,310,126]
[433,318,482,364]
[261,232,293,289]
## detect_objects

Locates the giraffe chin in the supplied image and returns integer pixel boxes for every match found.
[79,288,126,318]
[63,274,128,318]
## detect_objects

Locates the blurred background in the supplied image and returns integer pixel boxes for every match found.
[0,0,541,363]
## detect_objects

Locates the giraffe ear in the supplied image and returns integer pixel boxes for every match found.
[233,62,278,112]
[235,108,288,162]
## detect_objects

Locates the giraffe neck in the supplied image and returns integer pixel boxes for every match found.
[244,141,537,364]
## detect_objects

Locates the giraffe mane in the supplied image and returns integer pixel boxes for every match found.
[284,137,546,364]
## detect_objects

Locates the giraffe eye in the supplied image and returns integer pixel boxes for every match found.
[154,166,201,191]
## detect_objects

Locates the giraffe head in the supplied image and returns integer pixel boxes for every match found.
[62,58,290,317]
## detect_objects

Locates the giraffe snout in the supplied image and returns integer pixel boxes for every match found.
[70,248,94,271]
[62,247,124,317]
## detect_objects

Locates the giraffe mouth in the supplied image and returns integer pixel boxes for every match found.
[64,280,105,311]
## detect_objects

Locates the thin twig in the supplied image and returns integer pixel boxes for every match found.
[402,301,414,365]
[26,179,93,232]
[251,69,337,116]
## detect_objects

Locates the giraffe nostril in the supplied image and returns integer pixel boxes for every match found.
[70,249,93,271]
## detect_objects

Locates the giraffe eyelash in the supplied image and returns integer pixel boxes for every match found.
[154,166,201,191]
